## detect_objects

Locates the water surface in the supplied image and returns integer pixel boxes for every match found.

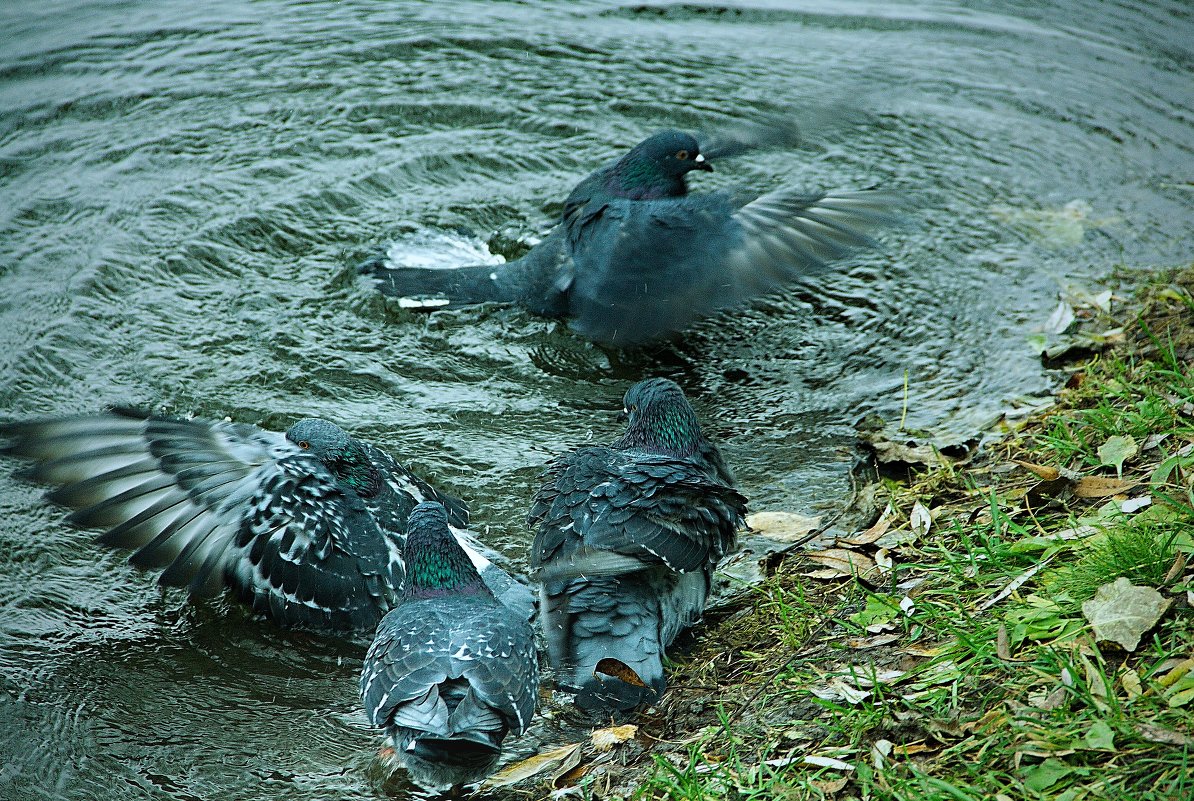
[1,1,1191,798]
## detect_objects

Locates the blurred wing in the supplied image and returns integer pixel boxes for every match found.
[1,410,398,629]
[566,187,902,345]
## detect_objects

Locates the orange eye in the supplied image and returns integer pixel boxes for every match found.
[298,440,310,450]
[675,149,688,160]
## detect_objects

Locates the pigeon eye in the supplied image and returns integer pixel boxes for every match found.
[298,440,310,450]
[675,149,689,161]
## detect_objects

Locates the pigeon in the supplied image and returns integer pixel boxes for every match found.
[0,409,531,631]
[527,378,747,711]
[360,501,539,793]
[362,125,900,346]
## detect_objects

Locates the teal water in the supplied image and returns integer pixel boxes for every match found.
[1,1,1191,798]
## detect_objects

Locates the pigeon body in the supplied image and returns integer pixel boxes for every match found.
[528,379,746,711]
[363,126,899,346]
[0,409,529,631]
[361,502,539,792]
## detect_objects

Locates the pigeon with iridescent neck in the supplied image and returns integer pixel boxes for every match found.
[0,409,530,631]
[528,378,746,711]
[362,124,900,345]
[361,501,539,793]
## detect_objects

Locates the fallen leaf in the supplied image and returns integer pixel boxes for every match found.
[1072,476,1137,498]
[871,739,893,769]
[909,501,933,538]
[1120,668,1143,698]
[1022,757,1073,792]
[594,658,648,688]
[1044,299,1076,334]
[978,555,1056,610]
[810,776,849,793]
[1083,720,1116,751]
[845,634,901,649]
[590,724,637,752]
[804,548,878,579]
[808,678,872,705]
[1014,460,1061,481]
[996,624,1013,660]
[1156,657,1194,688]
[1119,495,1152,514]
[1163,552,1188,584]
[1081,578,1172,651]
[1097,435,1138,477]
[840,506,893,546]
[745,511,821,543]
[803,755,855,771]
[1135,723,1194,746]
[484,743,583,788]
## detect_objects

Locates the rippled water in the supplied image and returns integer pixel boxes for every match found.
[1,1,1190,798]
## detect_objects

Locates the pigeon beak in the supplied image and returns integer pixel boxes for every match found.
[693,153,713,172]
[617,408,629,423]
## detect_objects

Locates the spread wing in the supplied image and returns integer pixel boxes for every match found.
[564,187,901,345]
[1,409,401,630]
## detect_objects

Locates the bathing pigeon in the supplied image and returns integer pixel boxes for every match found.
[362,126,900,346]
[361,501,539,792]
[527,378,746,711]
[0,409,530,631]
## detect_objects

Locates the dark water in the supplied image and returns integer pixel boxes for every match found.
[1,0,1190,798]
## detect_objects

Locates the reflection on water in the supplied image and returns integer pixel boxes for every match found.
[1,0,1191,798]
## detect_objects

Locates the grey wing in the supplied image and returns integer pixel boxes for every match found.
[361,604,539,738]
[529,449,746,579]
[1,409,399,629]
[566,188,902,345]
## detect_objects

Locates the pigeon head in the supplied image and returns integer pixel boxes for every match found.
[609,130,712,199]
[403,502,488,598]
[286,418,381,497]
[614,378,707,456]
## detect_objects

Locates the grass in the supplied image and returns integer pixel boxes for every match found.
[626,268,1194,801]
[499,266,1194,801]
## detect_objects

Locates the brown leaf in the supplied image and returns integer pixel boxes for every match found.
[810,776,849,793]
[1164,552,1188,584]
[594,658,647,688]
[804,548,878,579]
[1073,476,1138,498]
[590,724,638,752]
[996,624,1012,660]
[1135,723,1194,746]
[839,509,893,546]
[1014,460,1061,481]
[483,742,583,788]
[746,511,821,543]
[845,634,901,649]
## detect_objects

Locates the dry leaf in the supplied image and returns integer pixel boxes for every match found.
[840,506,893,545]
[594,658,647,688]
[1082,578,1172,651]
[845,634,900,649]
[590,724,637,752]
[745,511,821,542]
[1073,476,1138,498]
[1120,668,1143,698]
[804,548,878,579]
[810,776,849,793]
[484,743,583,788]
[1014,460,1061,481]
[1163,552,1188,584]
[1135,723,1194,746]
[910,501,933,538]
[803,755,855,771]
